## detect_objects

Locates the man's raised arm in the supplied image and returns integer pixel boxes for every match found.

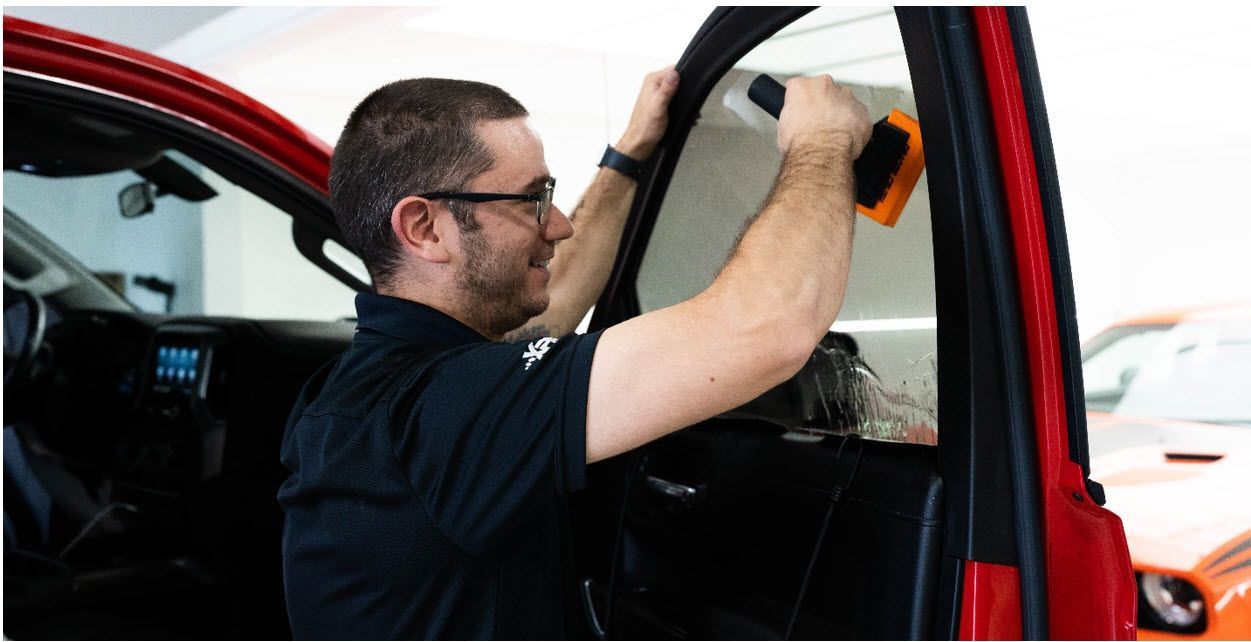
[504,67,679,341]
[585,75,872,463]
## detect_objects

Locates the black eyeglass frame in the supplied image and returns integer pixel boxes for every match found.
[419,178,556,226]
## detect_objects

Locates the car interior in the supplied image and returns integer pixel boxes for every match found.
[3,82,358,638]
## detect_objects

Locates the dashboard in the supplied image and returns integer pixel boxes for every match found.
[4,303,354,638]
[31,309,354,494]
[124,323,231,489]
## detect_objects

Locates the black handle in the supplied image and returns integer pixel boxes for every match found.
[746,74,914,210]
[747,74,786,119]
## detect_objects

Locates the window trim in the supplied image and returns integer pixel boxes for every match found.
[588,6,814,326]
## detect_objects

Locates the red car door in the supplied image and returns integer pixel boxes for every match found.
[571,7,1136,639]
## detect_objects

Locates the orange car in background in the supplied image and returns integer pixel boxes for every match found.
[1085,305,1251,639]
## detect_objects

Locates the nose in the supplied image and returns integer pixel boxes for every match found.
[543,204,574,242]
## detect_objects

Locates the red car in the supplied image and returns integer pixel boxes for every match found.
[3,8,1134,639]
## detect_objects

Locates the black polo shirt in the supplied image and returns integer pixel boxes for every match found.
[278,293,601,640]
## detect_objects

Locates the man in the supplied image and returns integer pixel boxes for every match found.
[278,66,870,639]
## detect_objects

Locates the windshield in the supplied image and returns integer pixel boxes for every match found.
[4,149,360,320]
[1082,321,1251,426]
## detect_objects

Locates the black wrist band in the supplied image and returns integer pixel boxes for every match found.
[598,144,645,181]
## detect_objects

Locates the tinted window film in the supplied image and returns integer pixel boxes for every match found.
[639,7,937,444]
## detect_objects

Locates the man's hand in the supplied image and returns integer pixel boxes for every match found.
[615,66,680,160]
[776,75,872,159]
[502,66,679,342]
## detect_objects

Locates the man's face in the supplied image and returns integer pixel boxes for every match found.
[451,117,572,337]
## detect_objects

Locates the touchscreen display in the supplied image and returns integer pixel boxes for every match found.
[154,345,201,395]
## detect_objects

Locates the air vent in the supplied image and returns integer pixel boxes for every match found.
[1164,452,1223,463]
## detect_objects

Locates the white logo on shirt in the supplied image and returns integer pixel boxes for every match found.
[522,337,559,371]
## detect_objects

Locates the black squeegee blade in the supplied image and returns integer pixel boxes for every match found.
[853,119,910,208]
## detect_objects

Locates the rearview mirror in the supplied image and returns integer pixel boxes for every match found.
[118,181,156,218]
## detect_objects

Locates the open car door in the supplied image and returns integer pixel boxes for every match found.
[572,7,1136,640]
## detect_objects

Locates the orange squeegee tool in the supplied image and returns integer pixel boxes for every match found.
[747,75,926,227]
[853,109,924,227]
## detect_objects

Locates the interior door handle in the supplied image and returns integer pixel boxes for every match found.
[644,475,699,506]
[580,578,607,640]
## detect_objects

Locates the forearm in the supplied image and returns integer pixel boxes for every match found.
[584,133,860,463]
[505,164,637,340]
[706,132,858,349]
[506,66,678,341]
[583,73,867,462]
[543,167,636,331]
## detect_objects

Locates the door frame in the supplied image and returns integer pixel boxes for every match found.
[587,6,1135,639]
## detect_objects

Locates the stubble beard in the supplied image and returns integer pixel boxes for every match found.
[456,226,549,338]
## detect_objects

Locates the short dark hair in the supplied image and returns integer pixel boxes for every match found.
[329,78,528,288]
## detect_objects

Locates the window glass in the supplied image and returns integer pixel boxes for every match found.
[637,7,937,445]
[1084,322,1251,425]
[4,150,358,320]
[1081,326,1168,411]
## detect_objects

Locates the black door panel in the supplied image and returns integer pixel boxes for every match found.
[608,421,943,639]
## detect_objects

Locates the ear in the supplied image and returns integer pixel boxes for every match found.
[390,196,451,264]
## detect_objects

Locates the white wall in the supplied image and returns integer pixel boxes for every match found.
[1027,5,1251,338]
[181,6,710,322]
[188,6,709,216]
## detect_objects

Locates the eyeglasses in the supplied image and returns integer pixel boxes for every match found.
[419,178,556,226]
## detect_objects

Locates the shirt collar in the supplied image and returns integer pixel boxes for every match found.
[354,292,489,347]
